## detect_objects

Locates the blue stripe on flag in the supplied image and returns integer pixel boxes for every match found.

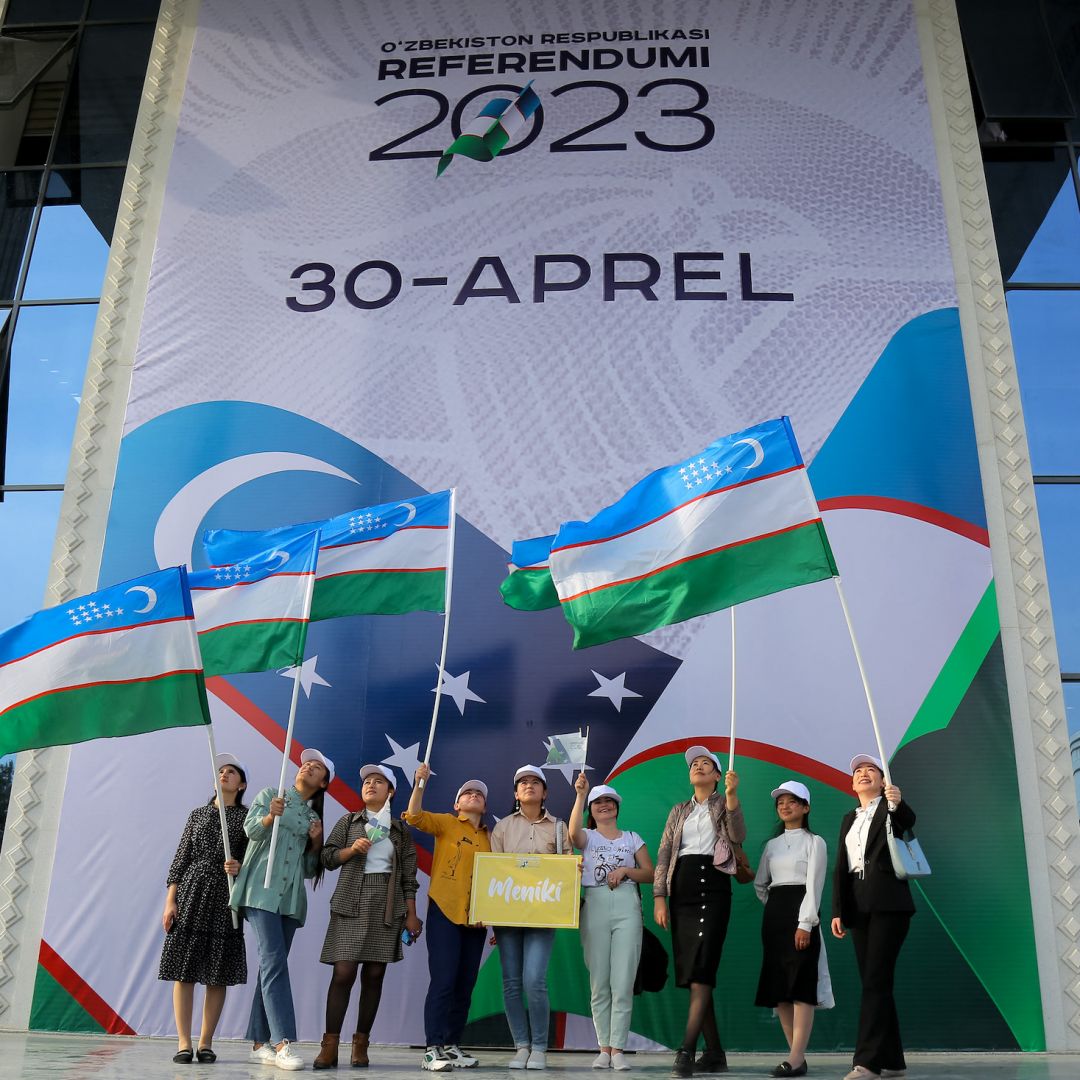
[510,534,555,568]
[0,566,192,668]
[189,528,320,592]
[551,418,802,552]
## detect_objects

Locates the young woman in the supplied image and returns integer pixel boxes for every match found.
[831,755,916,1080]
[313,763,420,1070]
[754,781,833,1078]
[231,747,332,1073]
[159,753,249,1064]
[490,765,571,1071]
[569,774,655,1072]
[652,746,744,1078]
[405,761,491,1072]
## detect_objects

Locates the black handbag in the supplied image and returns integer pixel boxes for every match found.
[634,925,669,994]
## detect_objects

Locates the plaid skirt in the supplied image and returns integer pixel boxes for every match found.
[320,873,404,965]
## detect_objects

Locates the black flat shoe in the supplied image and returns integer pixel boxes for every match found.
[172,1048,194,1064]
[770,1063,808,1078]
[671,1050,696,1078]
[695,1049,728,1074]
[196,1047,217,1063]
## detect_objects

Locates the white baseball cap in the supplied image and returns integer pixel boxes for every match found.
[360,763,395,787]
[770,780,811,804]
[456,779,489,801]
[587,784,621,806]
[301,747,335,784]
[684,745,722,772]
[514,764,546,784]
[849,754,883,774]
[214,753,248,778]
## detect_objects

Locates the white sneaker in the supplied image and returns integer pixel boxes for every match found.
[592,1052,612,1069]
[526,1051,547,1071]
[843,1069,879,1080]
[275,1041,305,1071]
[612,1053,631,1071]
[423,1047,454,1072]
[250,1044,278,1065]
[445,1046,480,1068]
[509,1048,531,1070]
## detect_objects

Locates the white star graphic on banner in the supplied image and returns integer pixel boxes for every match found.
[543,761,593,786]
[381,736,432,790]
[433,667,486,715]
[278,654,331,698]
[588,670,642,712]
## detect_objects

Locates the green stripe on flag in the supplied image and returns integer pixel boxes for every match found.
[0,671,210,757]
[500,568,560,611]
[199,620,308,677]
[562,521,836,649]
[312,568,446,621]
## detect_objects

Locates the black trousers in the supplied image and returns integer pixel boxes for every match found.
[849,888,911,1073]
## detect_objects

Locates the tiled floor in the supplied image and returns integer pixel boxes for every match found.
[0,1035,1077,1080]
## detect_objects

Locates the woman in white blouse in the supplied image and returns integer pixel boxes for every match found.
[753,781,832,1079]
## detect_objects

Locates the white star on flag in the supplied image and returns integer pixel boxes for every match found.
[433,667,486,715]
[588,670,642,713]
[381,736,433,791]
[278,654,331,697]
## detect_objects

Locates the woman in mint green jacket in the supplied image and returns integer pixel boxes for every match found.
[231,748,332,1072]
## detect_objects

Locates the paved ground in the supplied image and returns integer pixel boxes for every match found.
[0,1034,1078,1080]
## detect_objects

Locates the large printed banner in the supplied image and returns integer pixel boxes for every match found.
[34,0,1043,1053]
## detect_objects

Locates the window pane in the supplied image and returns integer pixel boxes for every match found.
[4,0,85,24]
[0,489,63,630]
[0,171,42,302]
[1008,291,1080,475]
[1010,171,1080,283]
[88,0,161,18]
[4,304,96,484]
[1035,484,1080,672]
[23,168,121,299]
[54,24,155,164]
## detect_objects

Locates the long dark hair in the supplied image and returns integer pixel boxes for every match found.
[208,765,248,810]
[307,786,327,889]
[586,800,619,830]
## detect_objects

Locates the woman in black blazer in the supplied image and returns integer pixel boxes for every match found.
[830,755,915,1080]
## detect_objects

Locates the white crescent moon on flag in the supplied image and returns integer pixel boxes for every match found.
[733,438,765,468]
[268,550,290,569]
[153,452,359,570]
[392,502,417,526]
[125,585,157,613]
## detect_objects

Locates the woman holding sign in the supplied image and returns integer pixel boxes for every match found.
[313,764,420,1071]
[490,765,571,1071]
[231,748,330,1073]
[653,746,745,1078]
[570,774,654,1071]
[406,762,491,1072]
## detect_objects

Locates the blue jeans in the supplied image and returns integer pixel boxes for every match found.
[497,926,555,1051]
[244,907,301,1046]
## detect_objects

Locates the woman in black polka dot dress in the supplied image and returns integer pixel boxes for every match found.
[159,754,250,1064]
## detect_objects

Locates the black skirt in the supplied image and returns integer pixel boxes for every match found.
[754,884,821,1007]
[670,855,732,988]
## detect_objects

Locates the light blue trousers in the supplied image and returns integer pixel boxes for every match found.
[580,885,643,1050]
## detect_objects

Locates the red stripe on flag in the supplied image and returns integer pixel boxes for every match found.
[38,939,136,1035]
[817,496,990,546]
[197,617,307,633]
[317,566,445,582]
[1,669,203,718]
[320,523,449,552]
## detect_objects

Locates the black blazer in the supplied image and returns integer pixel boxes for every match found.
[832,798,917,926]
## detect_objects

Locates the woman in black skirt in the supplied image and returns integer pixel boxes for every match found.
[313,764,420,1070]
[754,781,832,1078]
[159,753,249,1064]
[653,746,745,1077]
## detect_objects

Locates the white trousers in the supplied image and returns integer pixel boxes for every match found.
[580,885,643,1050]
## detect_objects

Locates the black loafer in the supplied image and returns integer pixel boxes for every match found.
[771,1063,808,1078]
[196,1047,217,1063]
[172,1048,194,1064]
[671,1050,696,1078]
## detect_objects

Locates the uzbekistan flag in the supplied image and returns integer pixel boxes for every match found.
[0,567,210,756]
[500,534,560,611]
[203,490,451,622]
[437,81,541,177]
[549,418,838,649]
[190,529,320,676]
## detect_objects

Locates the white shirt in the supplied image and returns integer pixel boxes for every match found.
[845,796,881,874]
[754,830,827,931]
[678,798,717,857]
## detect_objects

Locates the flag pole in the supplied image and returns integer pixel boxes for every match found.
[728,606,737,772]
[833,576,893,791]
[420,487,457,786]
[264,565,318,889]
[204,724,239,930]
